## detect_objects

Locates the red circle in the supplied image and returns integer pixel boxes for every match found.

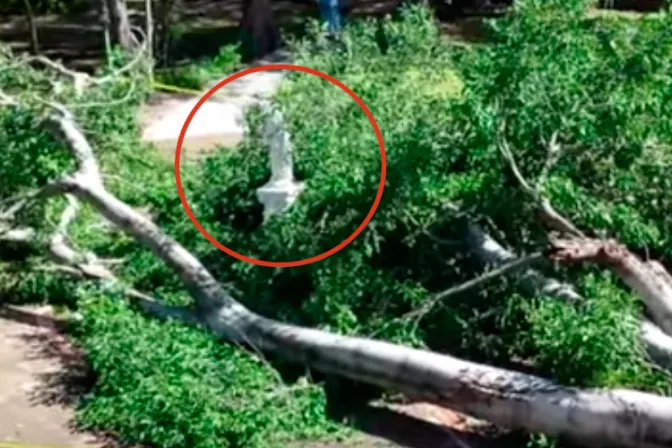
[174,63,386,268]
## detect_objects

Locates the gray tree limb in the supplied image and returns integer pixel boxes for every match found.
[549,237,672,336]
[460,219,672,371]
[492,134,672,363]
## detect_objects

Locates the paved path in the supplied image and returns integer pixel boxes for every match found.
[0,305,100,448]
[140,54,287,161]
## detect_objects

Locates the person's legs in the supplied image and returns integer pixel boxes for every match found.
[319,0,342,34]
[328,0,342,33]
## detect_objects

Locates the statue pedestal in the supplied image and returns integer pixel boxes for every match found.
[256,179,305,219]
[256,102,304,219]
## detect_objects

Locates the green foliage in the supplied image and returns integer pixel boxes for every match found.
[76,4,671,402]
[1,41,345,448]
[74,295,344,448]
[526,274,670,392]
[171,7,468,344]
[168,4,670,391]
[454,0,672,257]
[154,44,242,91]
[0,44,151,305]
[445,1,672,390]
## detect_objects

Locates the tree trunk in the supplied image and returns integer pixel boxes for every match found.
[154,0,179,66]
[239,0,281,60]
[104,0,134,51]
[22,0,39,55]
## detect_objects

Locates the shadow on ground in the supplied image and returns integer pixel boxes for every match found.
[0,305,99,446]
[0,306,93,408]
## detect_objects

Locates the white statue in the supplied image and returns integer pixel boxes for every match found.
[256,103,304,219]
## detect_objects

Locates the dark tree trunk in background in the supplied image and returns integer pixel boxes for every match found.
[155,0,180,66]
[105,0,134,51]
[599,0,665,11]
[239,0,281,60]
[22,0,39,54]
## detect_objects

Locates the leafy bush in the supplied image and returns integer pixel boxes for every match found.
[1,42,345,448]
[0,45,150,306]
[154,44,242,91]
[526,274,670,392]
[171,1,670,393]
[66,2,670,407]
[74,294,344,448]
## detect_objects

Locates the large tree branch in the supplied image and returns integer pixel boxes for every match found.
[0,227,36,242]
[3,74,671,445]
[462,219,582,302]
[549,237,672,336]
[45,110,247,336]
[460,219,672,370]
[44,181,672,448]
[493,133,672,355]
[642,319,672,370]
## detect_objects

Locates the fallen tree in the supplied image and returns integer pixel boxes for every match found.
[1,75,672,448]
[2,3,672,447]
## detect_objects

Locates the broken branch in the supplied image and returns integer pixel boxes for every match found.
[549,237,672,336]
[407,252,544,322]
[499,137,584,238]
[460,220,672,369]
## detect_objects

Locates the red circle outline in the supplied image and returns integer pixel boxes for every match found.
[174,63,386,268]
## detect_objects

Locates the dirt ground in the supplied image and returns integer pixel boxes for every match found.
[0,305,100,447]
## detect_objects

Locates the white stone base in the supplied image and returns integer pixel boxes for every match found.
[256,180,305,219]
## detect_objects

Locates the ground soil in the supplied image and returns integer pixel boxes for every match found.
[0,305,99,447]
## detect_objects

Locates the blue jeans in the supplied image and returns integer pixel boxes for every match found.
[319,0,342,34]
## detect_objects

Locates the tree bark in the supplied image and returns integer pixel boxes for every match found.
[154,0,179,66]
[32,108,672,448]
[462,220,582,301]
[494,136,672,366]
[22,0,39,55]
[104,0,135,51]
[459,219,672,368]
[239,0,281,60]
[548,237,672,336]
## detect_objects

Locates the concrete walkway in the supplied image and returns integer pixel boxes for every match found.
[140,54,287,161]
[0,305,100,448]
